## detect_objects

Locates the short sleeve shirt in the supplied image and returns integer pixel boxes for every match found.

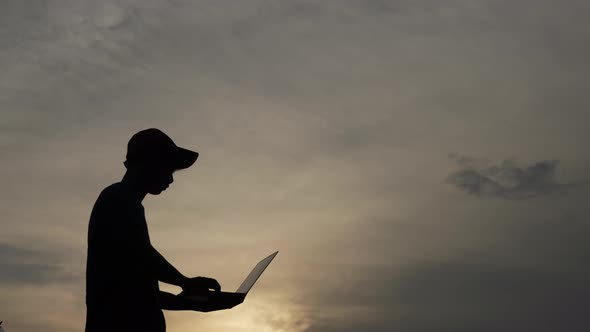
[85,182,165,332]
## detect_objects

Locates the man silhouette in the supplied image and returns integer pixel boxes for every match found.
[85,128,220,332]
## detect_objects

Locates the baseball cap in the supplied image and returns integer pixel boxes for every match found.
[124,128,199,170]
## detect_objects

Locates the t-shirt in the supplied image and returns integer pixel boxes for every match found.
[85,182,165,332]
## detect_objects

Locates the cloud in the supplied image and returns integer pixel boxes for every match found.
[1,0,590,331]
[0,242,74,285]
[446,154,570,199]
[387,260,590,332]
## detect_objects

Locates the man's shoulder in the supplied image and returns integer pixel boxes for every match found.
[97,182,124,200]
[92,182,129,210]
[89,183,141,228]
[94,182,144,213]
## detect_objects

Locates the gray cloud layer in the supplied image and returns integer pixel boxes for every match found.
[2,1,590,332]
[294,181,590,332]
[0,243,75,285]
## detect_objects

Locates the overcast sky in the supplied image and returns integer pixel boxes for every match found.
[1,1,590,331]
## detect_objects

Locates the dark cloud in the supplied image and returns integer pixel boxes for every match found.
[388,261,590,332]
[301,217,590,332]
[0,243,73,285]
[312,262,589,332]
[446,155,570,199]
[295,179,590,332]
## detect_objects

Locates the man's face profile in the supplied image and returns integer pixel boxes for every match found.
[140,162,175,195]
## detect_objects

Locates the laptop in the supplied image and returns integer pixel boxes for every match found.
[178,251,279,311]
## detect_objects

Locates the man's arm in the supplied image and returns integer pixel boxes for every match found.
[158,291,194,310]
[148,245,222,291]
[149,245,188,287]
[158,291,235,312]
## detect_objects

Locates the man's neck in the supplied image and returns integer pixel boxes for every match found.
[120,170,148,204]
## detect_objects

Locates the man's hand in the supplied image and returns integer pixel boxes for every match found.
[182,276,221,293]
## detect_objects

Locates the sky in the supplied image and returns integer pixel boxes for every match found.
[1,1,590,331]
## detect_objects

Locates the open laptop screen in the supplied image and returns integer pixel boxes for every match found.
[236,251,279,294]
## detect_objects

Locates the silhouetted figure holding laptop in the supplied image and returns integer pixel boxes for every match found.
[85,128,221,332]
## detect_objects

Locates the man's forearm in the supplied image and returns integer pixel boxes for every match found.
[159,291,219,312]
[150,245,188,287]
[159,291,194,310]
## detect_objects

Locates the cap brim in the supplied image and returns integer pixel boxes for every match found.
[173,147,199,170]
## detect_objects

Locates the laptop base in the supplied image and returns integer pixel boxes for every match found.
[178,290,246,312]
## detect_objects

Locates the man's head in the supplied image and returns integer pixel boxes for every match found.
[123,128,198,195]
